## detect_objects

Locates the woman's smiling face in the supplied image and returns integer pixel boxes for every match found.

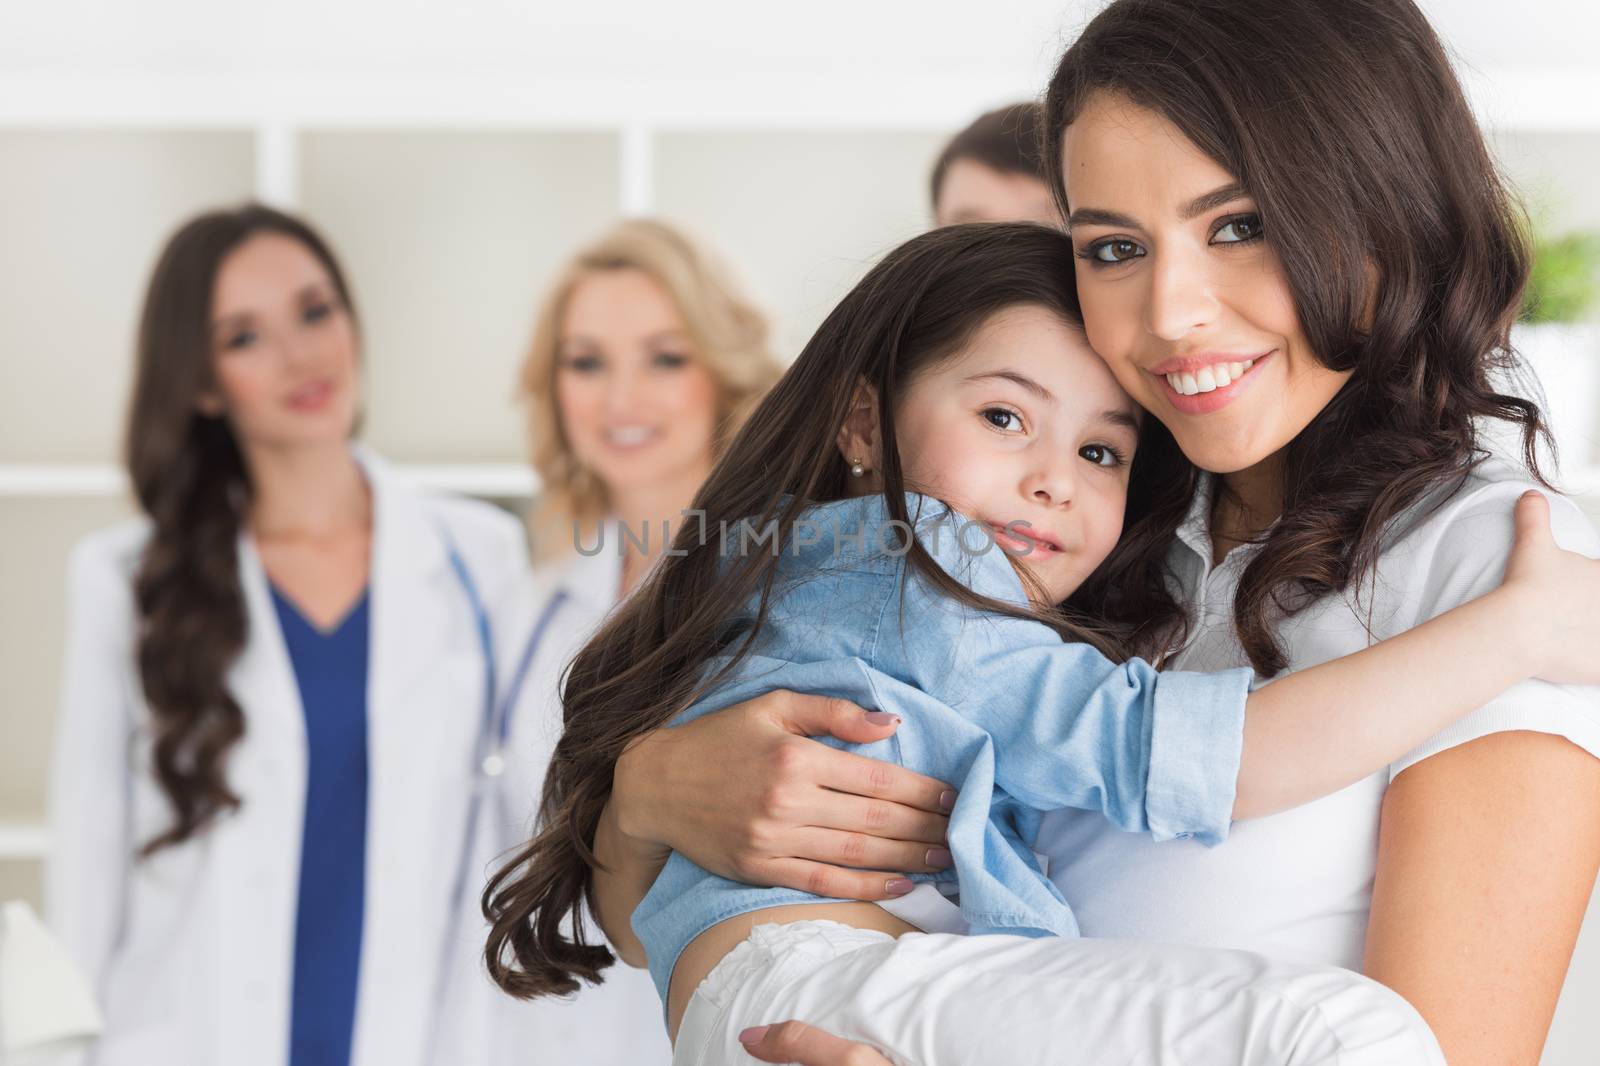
[1060,92,1352,476]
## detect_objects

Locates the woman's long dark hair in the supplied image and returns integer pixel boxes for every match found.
[128,204,358,854]
[1043,0,1547,675]
[482,222,1162,998]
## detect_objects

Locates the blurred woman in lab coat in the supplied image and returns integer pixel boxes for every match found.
[470,218,782,1063]
[45,204,529,1066]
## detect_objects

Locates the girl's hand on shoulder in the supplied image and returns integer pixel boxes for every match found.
[1499,491,1600,685]
[611,690,955,899]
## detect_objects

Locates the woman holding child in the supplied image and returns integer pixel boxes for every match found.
[492,1,1600,1062]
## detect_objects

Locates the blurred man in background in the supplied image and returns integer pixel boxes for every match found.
[929,102,1059,227]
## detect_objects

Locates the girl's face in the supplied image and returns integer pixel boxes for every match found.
[204,233,360,450]
[555,269,721,500]
[892,305,1140,605]
[1060,92,1352,476]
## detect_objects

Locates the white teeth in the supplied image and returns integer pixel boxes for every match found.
[1166,359,1257,397]
[606,426,658,446]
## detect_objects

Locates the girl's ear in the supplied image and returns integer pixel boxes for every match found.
[195,390,226,418]
[834,377,881,474]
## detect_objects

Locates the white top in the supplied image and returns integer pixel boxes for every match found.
[466,520,673,1065]
[1036,458,1600,968]
[45,448,530,1066]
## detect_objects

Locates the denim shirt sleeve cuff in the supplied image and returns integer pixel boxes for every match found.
[1143,666,1253,845]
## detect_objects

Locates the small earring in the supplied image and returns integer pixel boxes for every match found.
[849,457,866,478]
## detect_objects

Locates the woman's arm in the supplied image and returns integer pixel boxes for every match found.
[1365,730,1600,1065]
[587,691,956,953]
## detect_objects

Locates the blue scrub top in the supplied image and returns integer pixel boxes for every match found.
[271,584,371,1066]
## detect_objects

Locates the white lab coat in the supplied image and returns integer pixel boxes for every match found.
[462,520,673,1064]
[44,448,530,1066]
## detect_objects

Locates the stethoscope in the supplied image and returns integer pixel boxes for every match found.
[426,527,571,1059]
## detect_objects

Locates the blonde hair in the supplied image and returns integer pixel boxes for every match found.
[521,218,782,561]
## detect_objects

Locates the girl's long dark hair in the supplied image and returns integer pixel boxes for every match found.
[128,204,358,855]
[1043,0,1548,675]
[482,223,1162,998]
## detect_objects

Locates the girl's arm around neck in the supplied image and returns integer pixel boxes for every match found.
[1233,492,1600,819]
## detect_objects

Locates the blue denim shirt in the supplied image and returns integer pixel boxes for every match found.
[632,492,1252,1005]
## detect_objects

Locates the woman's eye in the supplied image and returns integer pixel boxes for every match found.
[224,330,258,351]
[303,302,333,324]
[562,354,603,373]
[981,407,1022,432]
[1081,238,1144,264]
[1079,443,1122,467]
[1211,214,1264,245]
[652,352,689,369]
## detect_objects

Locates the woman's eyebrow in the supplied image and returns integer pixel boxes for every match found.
[211,311,250,338]
[1067,182,1249,231]
[1067,206,1138,230]
[1179,182,1249,222]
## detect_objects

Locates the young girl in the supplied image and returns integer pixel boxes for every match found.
[481,223,1600,1065]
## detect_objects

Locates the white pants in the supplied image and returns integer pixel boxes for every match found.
[672,921,1446,1066]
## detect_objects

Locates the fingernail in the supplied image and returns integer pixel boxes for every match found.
[738,1026,770,1045]
[925,847,953,869]
[864,710,900,725]
[1522,490,1540,499]
[939,789,957,810]
[885,878,914,896]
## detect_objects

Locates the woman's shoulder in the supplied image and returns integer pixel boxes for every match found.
[420,490,525,544]
[418,491,531,581]
[68,517,154,590]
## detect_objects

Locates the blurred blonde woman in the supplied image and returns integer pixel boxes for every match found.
[463,218,781,1064]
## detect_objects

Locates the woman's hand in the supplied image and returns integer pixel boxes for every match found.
[612,690,955,898]
[740,1022,897,1065]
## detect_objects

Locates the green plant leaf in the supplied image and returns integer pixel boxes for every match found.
[1522,231,1600,324]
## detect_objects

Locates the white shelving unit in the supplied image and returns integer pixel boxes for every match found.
[0,463,539,500]
[0,824,48,862]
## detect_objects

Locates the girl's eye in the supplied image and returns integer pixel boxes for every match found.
[562,354,603,373]
[1211,214,1265,245]
[652,352,689,370]
[224,330,258,351]
[303,302,333,324]
[1079,238,1145,265]
[981,407,1022,432]
[1079,443,1123,468]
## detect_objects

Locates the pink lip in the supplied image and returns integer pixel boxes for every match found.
[1152,351,1273,415]
[285,380,334,411]
[989,522,1064,555]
